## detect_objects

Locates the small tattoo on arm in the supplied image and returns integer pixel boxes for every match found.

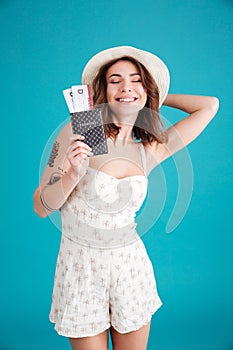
[40,172,63,212]
[48,141,60,167]
[47,172,62,185]
[58,166,67,174]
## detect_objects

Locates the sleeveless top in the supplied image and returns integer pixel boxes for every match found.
[61,142,148,248]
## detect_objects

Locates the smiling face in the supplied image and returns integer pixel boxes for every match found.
[92,56,163,143]
[106,60,147,119]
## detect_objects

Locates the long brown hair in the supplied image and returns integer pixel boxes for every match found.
[92,56,167,145]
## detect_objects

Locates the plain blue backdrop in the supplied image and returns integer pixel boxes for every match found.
[0,0,232,349]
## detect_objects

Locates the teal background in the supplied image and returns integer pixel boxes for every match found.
[0,0,232,349]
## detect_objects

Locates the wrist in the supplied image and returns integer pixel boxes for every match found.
[67,168,79,182]
[66,168,86,183]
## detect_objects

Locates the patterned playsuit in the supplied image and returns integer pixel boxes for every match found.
[49,142,162,337]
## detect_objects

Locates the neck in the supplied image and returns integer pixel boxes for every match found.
[111,113,138,144]
[113,122,135,145]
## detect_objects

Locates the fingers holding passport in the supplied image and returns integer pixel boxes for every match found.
[67,135,93,175]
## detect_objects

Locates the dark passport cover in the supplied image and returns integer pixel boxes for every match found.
[70,109,108,156]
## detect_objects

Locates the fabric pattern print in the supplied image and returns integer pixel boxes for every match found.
[49,142,163,338]
[49,236,162,338]
[48,141,60,167]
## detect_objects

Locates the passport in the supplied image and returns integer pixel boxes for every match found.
[70,109,108,156]
[63,84,108,156]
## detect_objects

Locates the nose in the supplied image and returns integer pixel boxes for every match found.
[121,86,132,92]
[120,80,132,92]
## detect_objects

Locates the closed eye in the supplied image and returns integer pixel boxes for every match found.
[110,80,142,84]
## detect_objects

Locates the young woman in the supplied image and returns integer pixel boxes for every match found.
[33,46,219,350]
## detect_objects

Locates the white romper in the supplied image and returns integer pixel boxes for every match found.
[49,142,162,338]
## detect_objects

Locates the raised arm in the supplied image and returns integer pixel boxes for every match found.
[152,94,219,164]
[33,123,92,218]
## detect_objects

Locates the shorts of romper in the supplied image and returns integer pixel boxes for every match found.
[49,235,162,338]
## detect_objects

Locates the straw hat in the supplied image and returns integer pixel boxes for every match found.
[82,45,170,107]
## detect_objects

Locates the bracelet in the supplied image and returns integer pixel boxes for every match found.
[40,186,56,212]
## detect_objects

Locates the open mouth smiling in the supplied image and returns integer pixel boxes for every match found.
[115,97,138,103]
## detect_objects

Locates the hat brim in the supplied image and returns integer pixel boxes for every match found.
[82,46,170,107]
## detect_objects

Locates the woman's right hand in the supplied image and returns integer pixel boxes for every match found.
[34,125,93,218]
[66,135,93,180]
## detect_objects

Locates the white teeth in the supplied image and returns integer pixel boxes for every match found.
[118,98,135,102]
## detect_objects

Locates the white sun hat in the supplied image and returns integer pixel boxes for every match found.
[82,45,170,107]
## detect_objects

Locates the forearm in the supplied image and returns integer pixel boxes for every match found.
[163,94,219,115]
[34,168,84,218]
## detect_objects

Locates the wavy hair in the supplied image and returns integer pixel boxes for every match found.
[92,56,167,145]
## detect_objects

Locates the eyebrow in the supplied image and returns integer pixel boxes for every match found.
[107,73,141,80]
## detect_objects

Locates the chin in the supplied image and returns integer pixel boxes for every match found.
[108,101,144,119]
